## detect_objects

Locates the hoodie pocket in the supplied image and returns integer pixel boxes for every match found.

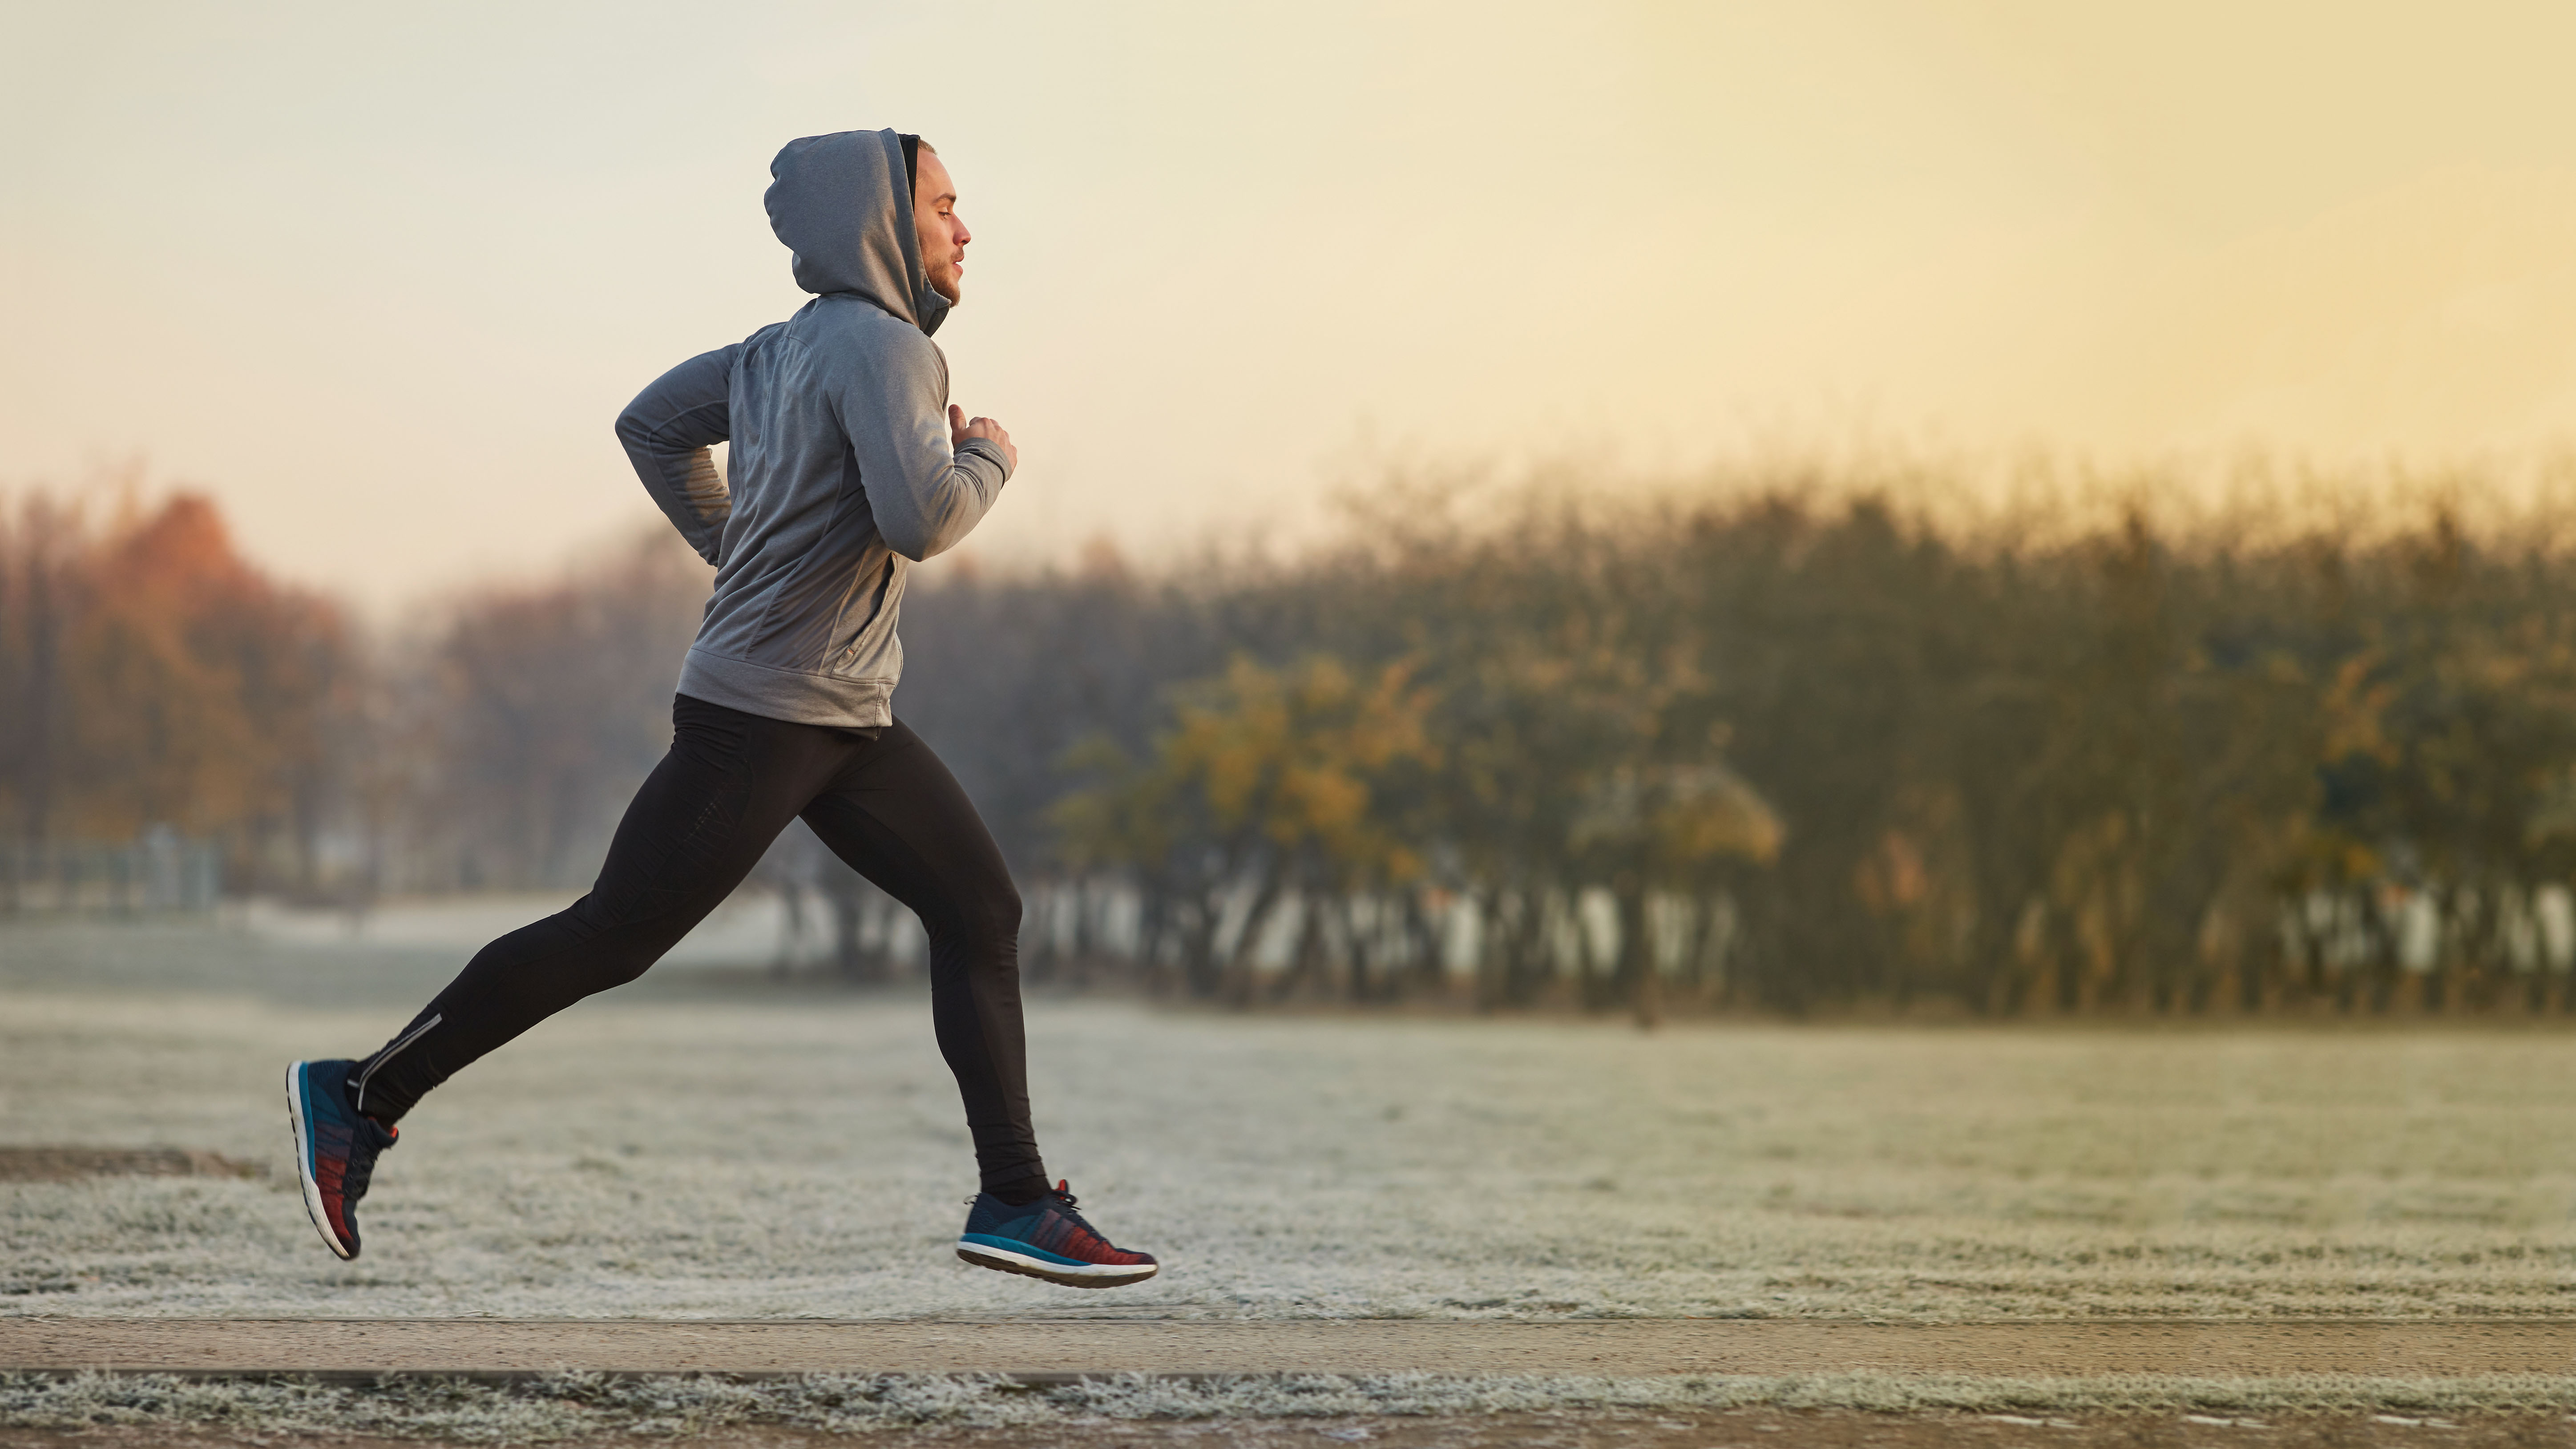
[826,558,903,678]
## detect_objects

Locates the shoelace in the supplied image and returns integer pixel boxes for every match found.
[1047,1186,1112,1241]
[964,1180,1086,1217]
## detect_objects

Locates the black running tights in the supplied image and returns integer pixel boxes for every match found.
[348,694,1045,1195]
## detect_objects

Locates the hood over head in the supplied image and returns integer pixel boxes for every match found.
[765,128,950,336]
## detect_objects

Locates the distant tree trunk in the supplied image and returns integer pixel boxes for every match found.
[1401,888,1447,1000]
[773,877,808,979]
[824,872,889,984]
[1497,885,1556,1007]
[1676,890,1720,1000]
[1571,886,1607,1010]
[1470,886,1506,1010]
[1223,856,1292,1004]
[1177,879,1227,999]
[827,883,867,982]
[1134,882,1175,993]
[2363,888,2403,1014]
[1611,876,1658,1028]
[1272,890,1328,1002]
[1336,891,1384,1003]
[18,520,60,848]
[1066,875,1096,987]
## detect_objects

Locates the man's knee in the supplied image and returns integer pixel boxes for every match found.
[972,877,1022,949]
[927,874,1020,952]
[556,900,698,991]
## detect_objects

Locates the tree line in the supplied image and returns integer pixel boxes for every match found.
[12,471,2576,1019]
[907,474,2576,1021]
[0,492,353,896]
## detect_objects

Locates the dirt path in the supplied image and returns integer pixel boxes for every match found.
[8,1318,2576,1380]
[10,1413,2576,1449]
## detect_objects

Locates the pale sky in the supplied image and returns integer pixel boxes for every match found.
[10,1,2576,607]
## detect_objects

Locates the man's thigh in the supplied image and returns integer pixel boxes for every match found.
[588,699,848,926]
[797,720,1015,929]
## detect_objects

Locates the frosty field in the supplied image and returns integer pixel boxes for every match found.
[7,917,2576,1321]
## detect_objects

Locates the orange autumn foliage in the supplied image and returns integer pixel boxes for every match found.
[2,492,355,870]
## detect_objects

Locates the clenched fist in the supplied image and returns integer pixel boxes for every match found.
[949,405,1017,473]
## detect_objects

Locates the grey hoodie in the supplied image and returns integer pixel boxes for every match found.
[615,128,1013,729]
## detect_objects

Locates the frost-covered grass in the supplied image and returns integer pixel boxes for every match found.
[14,1369,2576,1437]
[9,919,2576,1320]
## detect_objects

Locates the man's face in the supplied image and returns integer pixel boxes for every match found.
[913,149,969,304]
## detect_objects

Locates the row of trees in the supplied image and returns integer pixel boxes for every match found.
[0,491,709,904]
[17,470,2576,1019]
[0,492,355,895]
[905,478,2576,1020]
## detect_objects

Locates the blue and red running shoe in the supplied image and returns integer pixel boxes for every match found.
[284,1059,397,1261]
[957,1180,1159,1288]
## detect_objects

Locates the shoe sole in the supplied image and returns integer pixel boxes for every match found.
[957,1241,1159,1288]
[284,1063,357,1261]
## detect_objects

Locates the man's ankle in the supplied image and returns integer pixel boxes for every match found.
[988,1175,1053,1207]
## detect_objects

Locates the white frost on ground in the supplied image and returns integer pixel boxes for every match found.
[7,920,2576,1320]
[12,1370,2576,1438]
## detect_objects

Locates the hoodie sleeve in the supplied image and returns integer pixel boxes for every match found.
[825,329,1013,562]
[616,344,740,565]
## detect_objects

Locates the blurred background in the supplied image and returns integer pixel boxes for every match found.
[13,0,2576,1025]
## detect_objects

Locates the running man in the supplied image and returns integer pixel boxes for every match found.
[285,129,1157,1289]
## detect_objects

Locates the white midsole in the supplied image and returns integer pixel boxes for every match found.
[284,1064,354,1261]
[957,1239,1158,1281]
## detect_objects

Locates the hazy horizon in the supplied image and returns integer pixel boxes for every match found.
[13,0,2576,609]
